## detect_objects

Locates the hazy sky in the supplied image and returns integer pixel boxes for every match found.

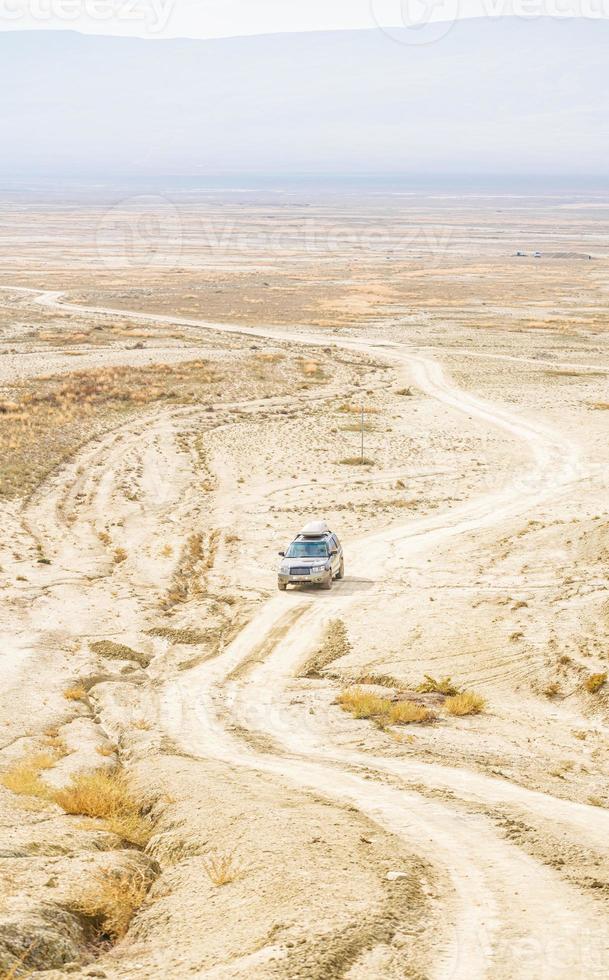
[0,0,606,39]
[3,18,608,177]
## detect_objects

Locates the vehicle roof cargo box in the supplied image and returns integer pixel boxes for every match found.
[300,520,330,537]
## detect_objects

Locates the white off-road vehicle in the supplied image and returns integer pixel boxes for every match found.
[277,521,344,591]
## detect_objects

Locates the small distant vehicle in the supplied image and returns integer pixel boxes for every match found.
[277,520,344,591]
[533,251,542,258]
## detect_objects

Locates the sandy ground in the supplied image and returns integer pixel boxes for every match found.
[1,189,609,978]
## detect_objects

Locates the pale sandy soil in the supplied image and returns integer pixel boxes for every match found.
[0,191,609,978]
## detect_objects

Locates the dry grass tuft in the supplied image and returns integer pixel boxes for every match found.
[338,687,389,720]
[338,687,434,726]
[75,865,151,941]
[299,358,325,380]
[202,850,243,886]
[444,692,486,716]
[387,701,435,725]
[52,769,153,846]
[133,718,152,731]
[338,456,375,466]
[584,672,607,694]
[416,675,461,696]
[64,686,88,702]
[543,682,561,699]
[301,619,350,677]
[0,752,58,799]
[113,547,128,564]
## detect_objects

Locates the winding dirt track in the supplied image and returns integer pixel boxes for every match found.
[7,286,609,977]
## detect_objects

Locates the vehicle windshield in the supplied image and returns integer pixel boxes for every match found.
[285,541,328,558]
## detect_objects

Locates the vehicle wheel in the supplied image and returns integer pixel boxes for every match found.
[278,581,287,591]
[322,575,332,590]
[336,560,344,580]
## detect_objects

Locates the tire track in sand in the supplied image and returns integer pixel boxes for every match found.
[9,286,609,979]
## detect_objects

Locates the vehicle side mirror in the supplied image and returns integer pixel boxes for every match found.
[278,551,285,557]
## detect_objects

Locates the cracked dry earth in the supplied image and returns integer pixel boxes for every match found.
[1,276,609,980]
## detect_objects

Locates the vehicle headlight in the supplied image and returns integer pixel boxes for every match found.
[280,562,291,573]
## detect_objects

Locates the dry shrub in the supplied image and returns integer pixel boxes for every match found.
[202,850,242,886]
[416,675,461,696]
[76,865,150,941]
[444,692,486,716]
[132,718,151,731]
[53,769,153,846]
[584,672,607,694]
[1,759,154,848]
[339,457,375,466]
[338,687,434,726]
[113,547,128,564]
[387,701,435,725]
[591,402,609,410]
[64,686,88,702]
[543,682,561,699]
[254,352,284,364]
[338,687,389,720]
[298,358,325,381]
[301,619,350,677]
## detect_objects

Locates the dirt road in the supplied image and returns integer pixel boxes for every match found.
[1,286,602,977]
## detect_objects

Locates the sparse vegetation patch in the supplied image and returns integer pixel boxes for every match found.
[0,360,221,498]
[338,687,435,726]
[584,672,607,694]
[74,864,152,942]
[1,756,155,848]
[444,692,486,716]
[416,675,461,696]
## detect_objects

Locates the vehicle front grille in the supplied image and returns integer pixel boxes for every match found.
[290,567,310,575]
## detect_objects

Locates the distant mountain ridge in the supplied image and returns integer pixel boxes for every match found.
[1,18,607,175]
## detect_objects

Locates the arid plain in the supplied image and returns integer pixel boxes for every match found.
[1,185,609,978]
